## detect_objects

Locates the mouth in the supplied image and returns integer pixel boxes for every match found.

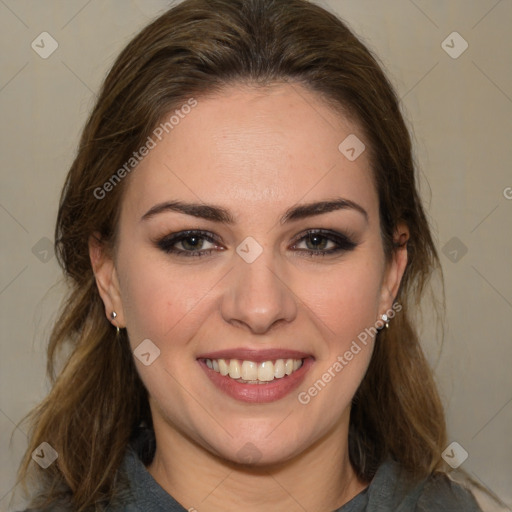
[197,349,314,403]
[201,357,304,383]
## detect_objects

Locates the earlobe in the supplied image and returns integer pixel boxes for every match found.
[379,223,409,314]
[88,233,125,328]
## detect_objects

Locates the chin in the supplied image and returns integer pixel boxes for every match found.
[206,430,306,468]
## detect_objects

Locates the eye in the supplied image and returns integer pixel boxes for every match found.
[155,228,357,258]
[156,230,222,257]
[291,229,357,256]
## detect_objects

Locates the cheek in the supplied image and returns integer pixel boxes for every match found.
[301,259,384,347]
[294,262,383,425]
[116,249,214,349]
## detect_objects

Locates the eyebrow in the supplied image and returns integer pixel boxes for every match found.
[140,197,368,224]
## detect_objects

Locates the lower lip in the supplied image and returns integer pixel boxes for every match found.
[198,358,314,403]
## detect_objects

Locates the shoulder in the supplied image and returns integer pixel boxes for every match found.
[366,458,483,512]
[415,471,483,512]
[14,508,69,512]
[14,504,75,512]
[15,500,139,512]
[14,445,145,512]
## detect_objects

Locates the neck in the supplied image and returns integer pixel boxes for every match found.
[147,415,368,512]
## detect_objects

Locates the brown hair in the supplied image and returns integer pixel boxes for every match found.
[16,0,452,509]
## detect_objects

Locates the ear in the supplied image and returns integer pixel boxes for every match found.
[377,222,409,316]
[88,232,125,328]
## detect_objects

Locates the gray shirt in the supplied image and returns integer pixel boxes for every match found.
[105,445,483,511]
[21,445,483,511]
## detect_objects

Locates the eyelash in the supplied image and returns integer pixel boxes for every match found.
[155,229,357,258]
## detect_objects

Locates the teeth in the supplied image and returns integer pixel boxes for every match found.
[219,359,229,376]
[258,361,274,381]
[274,359,285,378]
[204,357,304,383]
[241,360,258,381]
[228,360,241,379]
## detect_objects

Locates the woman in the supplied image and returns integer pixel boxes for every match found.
[15,0,485,510]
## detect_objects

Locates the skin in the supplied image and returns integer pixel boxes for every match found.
[90,82,409,512]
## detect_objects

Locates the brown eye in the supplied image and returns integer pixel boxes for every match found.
[302,233,332,251]
[292,230,357,256]
[179,235,210,251]
[156,230,221,257]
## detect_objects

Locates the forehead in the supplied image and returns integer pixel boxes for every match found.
[121,83,377,223]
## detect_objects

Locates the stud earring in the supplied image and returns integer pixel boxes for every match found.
[110,311,120,334]
[381,313,389,329]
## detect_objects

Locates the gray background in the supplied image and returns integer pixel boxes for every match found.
[0,1,511,510]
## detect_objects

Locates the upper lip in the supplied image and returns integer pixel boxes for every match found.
[197,348,313,363]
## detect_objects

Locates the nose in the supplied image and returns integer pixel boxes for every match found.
[220,248,298,335]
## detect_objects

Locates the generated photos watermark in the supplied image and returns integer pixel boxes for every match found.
[93,98,198,200]
[297,302,402,405]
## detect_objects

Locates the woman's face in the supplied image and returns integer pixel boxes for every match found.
[92,83,407,465]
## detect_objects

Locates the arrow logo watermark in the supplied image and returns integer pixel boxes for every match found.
[31,442,58,469]
[338,134,366,161]
[442,236,468,263]
[236,236,263,263]
[236,442,263,464]
[442,441,468,469]
[31,31,59,59]
[32,236,55,263]
[134,338,161,366]
[441,31,468,59]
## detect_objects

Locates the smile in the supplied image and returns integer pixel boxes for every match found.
[202,357,304,383]
[197,351,314,403]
